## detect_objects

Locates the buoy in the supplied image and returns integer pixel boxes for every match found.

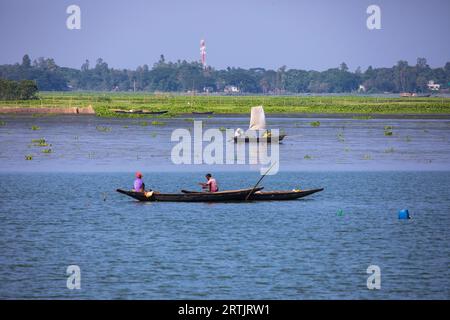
[398,209,410,219]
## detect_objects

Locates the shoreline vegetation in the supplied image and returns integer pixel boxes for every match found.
[0,92,450,118]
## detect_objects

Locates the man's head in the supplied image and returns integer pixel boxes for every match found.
[136,171,143,179]
[205,173,212,180]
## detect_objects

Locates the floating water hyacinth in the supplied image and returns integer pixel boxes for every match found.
[25,155,33,160]
[31,125,40,130]
[31,138,49,147]
[96,126,111,132]
[384,125,393,136]
[310,121,321,127]
[151,121,166,126]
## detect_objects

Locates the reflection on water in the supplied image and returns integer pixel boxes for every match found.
[0,115,449,172]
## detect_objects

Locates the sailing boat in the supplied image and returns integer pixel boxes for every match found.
[233,106,286,143]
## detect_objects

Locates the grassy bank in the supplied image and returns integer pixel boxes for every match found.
[1,92,450,117]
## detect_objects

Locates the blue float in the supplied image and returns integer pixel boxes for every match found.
[398,209,410,219]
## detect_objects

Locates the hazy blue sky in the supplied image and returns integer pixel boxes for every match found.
[0,0,449,71]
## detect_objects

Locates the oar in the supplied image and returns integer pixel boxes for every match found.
[245,161,277,201]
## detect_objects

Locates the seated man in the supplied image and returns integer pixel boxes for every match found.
[199,173,219,192]
[133,171,146,192]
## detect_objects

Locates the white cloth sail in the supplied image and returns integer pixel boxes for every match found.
[249,106,266,130]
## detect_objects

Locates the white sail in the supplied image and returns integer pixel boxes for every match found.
[249,106,266,130]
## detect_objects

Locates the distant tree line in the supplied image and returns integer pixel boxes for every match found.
[0,79,38,100]
[0,54,449,94]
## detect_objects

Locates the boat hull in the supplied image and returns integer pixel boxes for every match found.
[116,187,263,202]
[250,188,323,201]
[181,188,324,201]
[233,134,286,143]
[114,110,168,115]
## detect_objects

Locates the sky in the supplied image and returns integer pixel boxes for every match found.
[0,0,449,71]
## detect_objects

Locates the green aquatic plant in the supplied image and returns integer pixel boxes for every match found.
[151,121,166,126]
[352,115,373,120]
[150,132,158,138]
[184,118,195,122]
[0,121,6,126]
[96,126,111,132]
[304,155,312,159]
[139,121,148,126]
[384,147,395,153]
[384,126,393,136]
[219,127,226,132]
[31,138,49,147]
[310,121,321,127]
[96,96,112,102]
[25,155,33,160]
[31,125,40,130]
[42,148,52,154]
[362,154,372,160]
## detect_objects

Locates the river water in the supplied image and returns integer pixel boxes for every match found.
[0,115,449,299]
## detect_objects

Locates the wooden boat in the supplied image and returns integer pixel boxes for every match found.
[114,109,168,115]
[250,188,323,201]
[116,187,263,202]
[233,134,286,143]
[234,106,286,143]
[182,187,323,201]
[192,111,214,115]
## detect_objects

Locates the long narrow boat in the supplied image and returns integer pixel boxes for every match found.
[114,110,168,115]
[116,187,263,202]
[192,111,214,115]
[182,188,324,201]
[233,134,286,143]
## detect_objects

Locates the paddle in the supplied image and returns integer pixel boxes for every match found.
[245,161,277,201]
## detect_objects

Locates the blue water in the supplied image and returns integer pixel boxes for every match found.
[0,171,449,299]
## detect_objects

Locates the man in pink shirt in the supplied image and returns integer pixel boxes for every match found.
[199,173,219,192]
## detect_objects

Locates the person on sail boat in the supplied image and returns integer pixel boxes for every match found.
[199,173,219,192]
[133,171,146,192]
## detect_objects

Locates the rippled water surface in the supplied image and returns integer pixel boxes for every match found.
[0,171,449,299]
[0,116,449,299]
[0,115,449,171]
